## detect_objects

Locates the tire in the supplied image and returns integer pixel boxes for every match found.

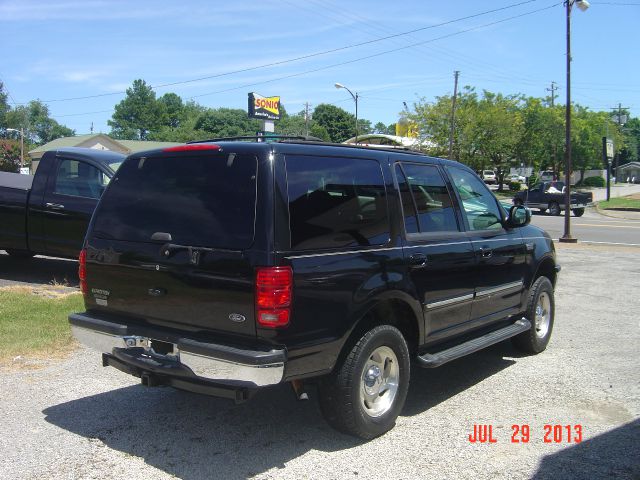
[5,249,34,259]
[318,325,410,439]
[572,208,585,217]
[512,276,555,354]
[548,202,561,216]
[513,199,523,207]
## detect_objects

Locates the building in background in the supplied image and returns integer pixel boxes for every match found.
[28,134,179,173]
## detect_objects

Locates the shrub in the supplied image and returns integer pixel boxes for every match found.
[582,176,605,188]
[509,181,521,192]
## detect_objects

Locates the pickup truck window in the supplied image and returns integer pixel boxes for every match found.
[448,167,502,231]
[395,163,459,234]
[54,159,107,199]
[286,155,389,250]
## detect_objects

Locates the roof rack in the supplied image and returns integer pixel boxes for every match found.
[187,135,324,144]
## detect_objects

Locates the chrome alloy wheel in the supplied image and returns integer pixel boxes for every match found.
[534,292,551,338]
[359,346,399,418]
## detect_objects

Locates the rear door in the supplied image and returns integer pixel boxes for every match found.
[395,161,476,337]
[85,148,262,337]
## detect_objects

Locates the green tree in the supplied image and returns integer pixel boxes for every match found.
[109,79,163,140]
[5,100,74,145]
[517,98,564,177]
[312,104,357,142]
[194,107,261,138]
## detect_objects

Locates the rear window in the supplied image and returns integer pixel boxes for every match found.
[286,155,389,250]
[93,152,257,249]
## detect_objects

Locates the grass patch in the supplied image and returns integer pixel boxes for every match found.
[0,288,83,365]
[598,194,640,210]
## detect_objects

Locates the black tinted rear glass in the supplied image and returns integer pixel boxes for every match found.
[286,155,389,250]
[94,152,257,248]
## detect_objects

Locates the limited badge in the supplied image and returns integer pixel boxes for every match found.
[91,288,110,306]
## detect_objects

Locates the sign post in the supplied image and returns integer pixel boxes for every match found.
[603,137,614,201]
[248,93,280,140]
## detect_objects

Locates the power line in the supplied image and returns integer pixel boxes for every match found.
[28,0,539,104]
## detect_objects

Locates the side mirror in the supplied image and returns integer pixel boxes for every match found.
[507,205,531,228]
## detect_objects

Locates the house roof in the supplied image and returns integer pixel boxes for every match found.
[29,134,180,156]
[617,161,640,171]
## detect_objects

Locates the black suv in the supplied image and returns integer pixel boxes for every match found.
[70,138,559,439]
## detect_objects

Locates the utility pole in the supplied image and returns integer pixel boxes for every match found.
[448,70,460,160]
[546,81,558,107]
[304,102,310,137]
[90,122,94,134]
[547,81,559,176]
[611,103,628,184]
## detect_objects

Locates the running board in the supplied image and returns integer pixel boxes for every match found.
[417,318,531,368]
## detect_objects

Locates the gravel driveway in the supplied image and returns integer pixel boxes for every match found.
[1,245,638,480]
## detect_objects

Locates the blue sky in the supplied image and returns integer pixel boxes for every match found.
[1,0,638,135]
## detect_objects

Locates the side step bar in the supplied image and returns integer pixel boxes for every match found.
[417,318,531,368]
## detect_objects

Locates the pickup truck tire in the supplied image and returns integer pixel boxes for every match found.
[512,276,554,354]
[572,208,585,217]
[5,249,34,259]
[548,202,561,216]
[318,324,410,439]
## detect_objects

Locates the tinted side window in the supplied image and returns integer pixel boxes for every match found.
[395,165,419,234]
[286,155,389,250]
[54,159,107,199]
[397,163,459,234]
[447,167,503,231]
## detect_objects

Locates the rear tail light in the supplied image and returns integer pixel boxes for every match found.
[78,249,88,295]
[162,144,220,152]
[256,266,293,328]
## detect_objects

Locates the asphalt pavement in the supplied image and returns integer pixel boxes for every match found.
[1,244,638,479]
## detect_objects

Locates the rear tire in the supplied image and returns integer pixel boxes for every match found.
[512,276,555,354]
[572,208,585,217]
[5,249,34,259]
[318,325,410,439]
[548,202,561,216]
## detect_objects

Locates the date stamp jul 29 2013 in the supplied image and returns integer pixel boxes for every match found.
[468,424,584,444]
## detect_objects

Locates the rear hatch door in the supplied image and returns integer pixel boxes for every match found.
[85,146,261,337]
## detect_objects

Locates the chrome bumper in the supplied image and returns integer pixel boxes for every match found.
[70,315,285,388]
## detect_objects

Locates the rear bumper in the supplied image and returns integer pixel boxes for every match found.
[69,313,286,389]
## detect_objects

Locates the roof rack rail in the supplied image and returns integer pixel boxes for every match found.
[187,135,324,144]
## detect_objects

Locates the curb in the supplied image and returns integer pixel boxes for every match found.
[594,204,640,220]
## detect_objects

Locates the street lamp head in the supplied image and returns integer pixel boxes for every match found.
[576,0,589,12]
[334,82,345,90]
[6,128,19,133]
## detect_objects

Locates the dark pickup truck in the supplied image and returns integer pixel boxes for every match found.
[0,147,124,259]
[512,181,593,217]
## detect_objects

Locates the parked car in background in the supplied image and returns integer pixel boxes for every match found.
[513,181,593,217]
[539,170,556,182]
[0,147,124,259]
[481,170,496,184]
[507,173,526,183]
[70,137,559,439]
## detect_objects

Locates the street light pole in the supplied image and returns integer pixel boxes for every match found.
[335,83,359,144]
[559,0,589,244]
[6,127,24,170]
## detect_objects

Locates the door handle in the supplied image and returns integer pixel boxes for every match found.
[480,248,493,258]
[409,253,428,268]
[45,202,65,210]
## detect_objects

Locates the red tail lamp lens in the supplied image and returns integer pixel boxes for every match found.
[256,267,292,328]
[162,144,221,152]
[78,249,87,295]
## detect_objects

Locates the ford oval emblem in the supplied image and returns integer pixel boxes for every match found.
[229,313,246,323]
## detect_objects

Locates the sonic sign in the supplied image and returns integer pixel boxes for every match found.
[248,93,281,121]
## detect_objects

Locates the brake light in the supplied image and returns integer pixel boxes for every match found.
[256,266,293,328]
[162,144,221,152]
[78,249,87,295]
